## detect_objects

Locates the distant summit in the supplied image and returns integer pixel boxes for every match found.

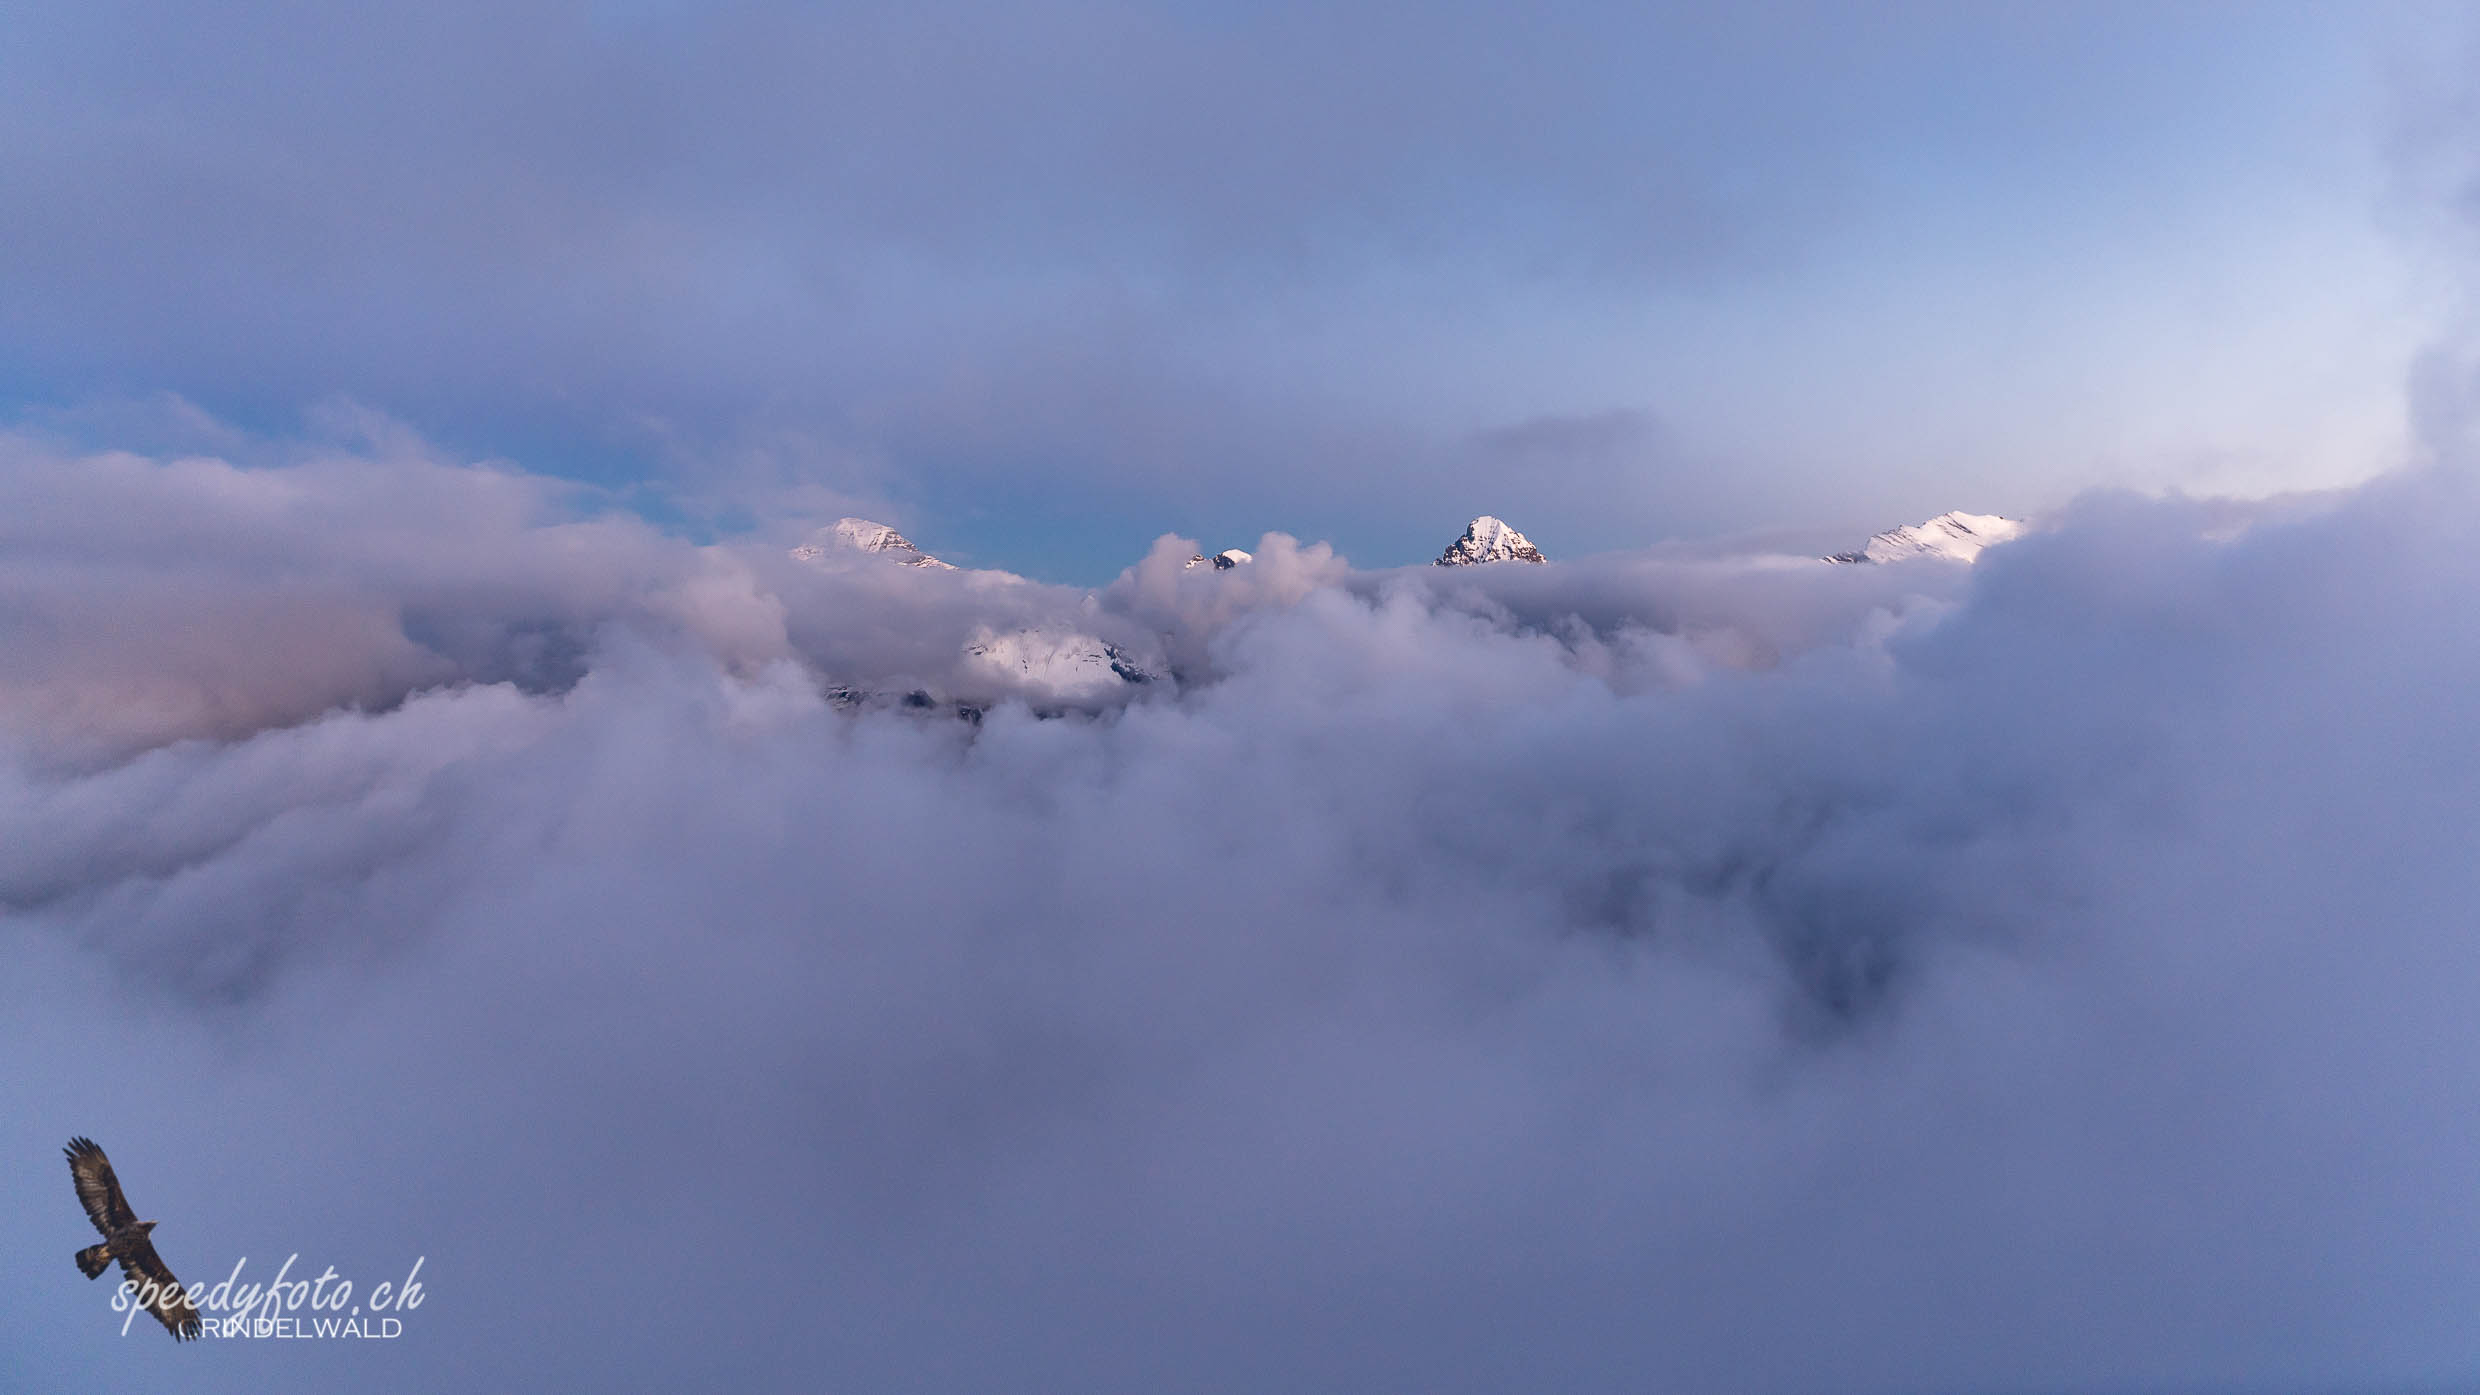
[965,626,1159,700]
[1184,548,1255,571]
[791,518,957,569]
[1827,511,2022,565]
[1435,516,1545,566]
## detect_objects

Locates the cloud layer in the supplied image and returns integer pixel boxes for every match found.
[4,437,2478,1390]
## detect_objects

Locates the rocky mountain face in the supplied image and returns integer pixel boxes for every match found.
[791,517,958,569]
[1435,516,1545,566]
[1826,511,2023,565]
[964,626,1158,700]
[784,507,2029,720]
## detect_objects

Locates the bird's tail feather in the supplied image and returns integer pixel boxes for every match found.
[75,1243,111,1280]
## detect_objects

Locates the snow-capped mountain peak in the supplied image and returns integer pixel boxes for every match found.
[1184,548,1256,571]
[1827,511,2023,565]
[964,626,1157,699]
[1435,516,1546,566]
[791,517,958,569]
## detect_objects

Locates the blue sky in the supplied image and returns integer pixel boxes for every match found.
[15,11,2480,1387]
[1,0,2465,580]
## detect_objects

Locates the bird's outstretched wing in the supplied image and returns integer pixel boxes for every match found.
[64,1137,137,1237]
[117,1239,201,1341]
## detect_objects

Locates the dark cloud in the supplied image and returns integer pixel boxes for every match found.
[3,1,2429,572]
[4,435,2478,1389]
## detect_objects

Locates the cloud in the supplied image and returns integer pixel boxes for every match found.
[5,435,2479,1390]
[1,3,2441,570]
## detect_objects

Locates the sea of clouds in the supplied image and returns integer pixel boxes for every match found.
[4,431,2478,1392]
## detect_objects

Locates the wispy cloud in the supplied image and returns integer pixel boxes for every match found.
[0,2,2446,573]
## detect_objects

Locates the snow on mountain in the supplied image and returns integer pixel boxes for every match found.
[778,522,1164,714]
[964,626,1159,701]
[791,517,958,569]
[1826,511,2023,565]
[1435,516,1546,566]
[1183,548,1256,571]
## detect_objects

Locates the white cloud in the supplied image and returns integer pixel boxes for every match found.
[5,437,2479,1389]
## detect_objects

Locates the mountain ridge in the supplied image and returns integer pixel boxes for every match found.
[1826,511,2023,565]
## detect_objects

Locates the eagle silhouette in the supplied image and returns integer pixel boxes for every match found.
[65,1137,201,1341]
